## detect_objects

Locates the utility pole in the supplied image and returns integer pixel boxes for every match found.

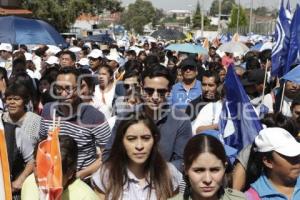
[201,0,204,37]
[218,0,222,33]
[249,0,253,33]
[237,0,240,33]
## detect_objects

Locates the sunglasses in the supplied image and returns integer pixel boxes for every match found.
[124,83,139,90]
[182,65,196,71]
[143,87,168,97]
[54,85,77,95]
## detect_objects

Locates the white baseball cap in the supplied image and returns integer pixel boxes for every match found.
[24,52,33,61]
[77,58,89,66]
[0,43,12,52]
[255,127,300,157]
[87,49,103,59]
[45,56,59,65]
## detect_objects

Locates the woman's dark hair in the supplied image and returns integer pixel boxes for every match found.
[98,64,114,77]
[183,134,228,200]
[0,67,8,88]
[78,68,96,95]
[246,58,260,71]
[8,72,37,108]
[103,111,173,200]
[5,83,30,105]
[245,145,273,191]
[124,59,143,74]
[144,54,160,68]
[261,112,299,139]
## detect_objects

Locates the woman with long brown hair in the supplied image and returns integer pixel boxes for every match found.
[92,111,182,200]
[169,134,246,200]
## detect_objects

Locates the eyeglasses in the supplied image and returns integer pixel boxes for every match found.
[182,65,196,72]
[54,85,77,95]
[124,83,139,90]
[143,87,168,97]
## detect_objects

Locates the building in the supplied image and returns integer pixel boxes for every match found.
[167,10,192,20]
[0,0,32,16]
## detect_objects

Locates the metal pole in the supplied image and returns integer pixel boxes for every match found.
[237,0,240,33]
[201,0,204,37]
[249,0,253,33]
[218,0,222,33]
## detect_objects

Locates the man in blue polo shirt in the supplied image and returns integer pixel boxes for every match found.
[169,58,202,111]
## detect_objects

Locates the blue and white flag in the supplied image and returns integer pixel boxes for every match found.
[286,4,300,73]
[282,64,300,84]
[219,66,263,151]
[271,0,291,77]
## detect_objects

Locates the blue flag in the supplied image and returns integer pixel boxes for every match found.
[219,66,263,151]
[286,4,300,74]
[282,64,300,84]
[272,0,291,77]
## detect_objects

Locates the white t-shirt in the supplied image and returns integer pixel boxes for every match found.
[92,83,116,119]
[192,101,223,135]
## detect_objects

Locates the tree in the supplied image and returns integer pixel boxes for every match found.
[210,0,236,16]
[152,8,165,27]
[254,6,269,16]
[120,0,156,34]
[20,0,123,32]
[193,1,210,28]
[229,5,248,28]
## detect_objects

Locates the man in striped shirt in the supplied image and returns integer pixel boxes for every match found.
[39,67,111,179]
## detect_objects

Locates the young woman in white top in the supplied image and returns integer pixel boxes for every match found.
[92,111,182,200]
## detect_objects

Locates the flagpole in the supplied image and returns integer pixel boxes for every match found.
[261,59,269,102]
[279,82,286,112]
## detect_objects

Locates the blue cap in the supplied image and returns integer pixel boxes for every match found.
[200,130,237,157]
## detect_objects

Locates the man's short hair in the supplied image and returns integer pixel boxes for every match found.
[201,70,220,86]
[60,50,76,62]
[57,67,80,82]
[141,64,174,88]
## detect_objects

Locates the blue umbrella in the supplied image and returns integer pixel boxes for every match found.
[250,42,263,51]
[0,16,65,46]
[282,64,300,84]
[165,43,208,54]
[84,34,115,44]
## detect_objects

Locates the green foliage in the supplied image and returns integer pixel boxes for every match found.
[210,0,236,16]
[152,9,165,27]
[192,1,210,28]
[120,0,156,34]
[20,0,123,32]
[229,5,248,28]
[254,6,269,16]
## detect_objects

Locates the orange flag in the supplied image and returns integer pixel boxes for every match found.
[36,127,63,200]
[203,38,209,50]
[0,127,12,200]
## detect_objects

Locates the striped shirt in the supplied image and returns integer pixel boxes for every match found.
[39,102,111,170]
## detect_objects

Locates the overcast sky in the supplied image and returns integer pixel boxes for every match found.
[120,0,298,11]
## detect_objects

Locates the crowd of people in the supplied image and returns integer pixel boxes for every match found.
[0,35,299,200]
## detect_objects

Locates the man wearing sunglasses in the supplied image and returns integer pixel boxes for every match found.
[104,65,192,172]
[170,58,202,111]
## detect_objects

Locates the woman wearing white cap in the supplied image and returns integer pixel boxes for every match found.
[245,127,300,200]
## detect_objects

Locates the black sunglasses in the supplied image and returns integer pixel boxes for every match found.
[143,87,168,97]
[124,83,139,90]
[182,65,196,71]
